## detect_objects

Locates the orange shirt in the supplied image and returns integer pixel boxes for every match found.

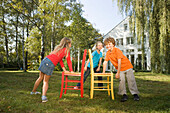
[105,47,133,71]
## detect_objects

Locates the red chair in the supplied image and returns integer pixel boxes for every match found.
[60,49,87,98]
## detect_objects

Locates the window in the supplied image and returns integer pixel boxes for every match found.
[131,55,134,66]
[131,37,134,44]
[116,38,123,46]
[126,37,134,45]
[126,37,130,45]
[120,38,123,45]
[138,48,141,52]
[126,49,134,53]
[116,39,119,46]
[124,24,128,31]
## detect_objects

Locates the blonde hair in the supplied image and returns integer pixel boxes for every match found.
[53,37,71,58]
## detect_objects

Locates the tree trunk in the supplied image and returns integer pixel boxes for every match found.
[51,21,55,52]
[41,9,45,61]
[26,21,29,70]
[151,0,161,73]
[16,13,21,69]
[141,25,145,70]
[22,1,26,71]
[77,48,80,72]
[2,8,9,66]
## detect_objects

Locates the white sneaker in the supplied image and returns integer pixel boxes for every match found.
[42,96,48,103]
[74,86,79,89]
[30,91,41,95]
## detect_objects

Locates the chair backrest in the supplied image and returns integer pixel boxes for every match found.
[80,49,87,77]
[88,49,94,75]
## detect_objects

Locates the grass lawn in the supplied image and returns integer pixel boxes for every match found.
[0,70,170,113]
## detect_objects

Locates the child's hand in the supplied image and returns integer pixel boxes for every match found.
[64,70,69,73]
[96,67,100,72]
[115,72,120,79]
[84,67,87,71]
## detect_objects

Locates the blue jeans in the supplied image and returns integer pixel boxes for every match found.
[77,67,103,87]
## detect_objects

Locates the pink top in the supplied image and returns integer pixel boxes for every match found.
[46,48,73,71]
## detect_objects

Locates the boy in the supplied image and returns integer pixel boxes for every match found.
[103,37,139,102]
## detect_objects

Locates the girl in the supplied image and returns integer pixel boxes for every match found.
[74,41,103,89]
[31,37,73,102]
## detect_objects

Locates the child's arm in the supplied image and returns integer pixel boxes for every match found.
[115,59,121,79]
[103,61,108,73]
[62,67,69,72]
[60,60,69,72]
[96,57,102,72]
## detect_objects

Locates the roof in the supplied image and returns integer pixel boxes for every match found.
[103,16,130,39]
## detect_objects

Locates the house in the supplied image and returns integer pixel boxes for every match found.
[103,16,151,71]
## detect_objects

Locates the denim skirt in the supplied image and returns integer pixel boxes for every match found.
[38,57,55,75]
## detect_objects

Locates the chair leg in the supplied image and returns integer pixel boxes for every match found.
[81,79,83,98]
[81,85,83,98]
[111,74,114,100]
[107,76,110,96]
[60,72,64,98]
[90,75,94,99]
[64,75,68,94]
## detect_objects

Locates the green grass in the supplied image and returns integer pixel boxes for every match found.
[0,70,170,113]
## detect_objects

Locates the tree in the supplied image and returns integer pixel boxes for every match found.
[65,3,101,71]
[0,0,101,71]
[1,0,9,66]
[115,0,170,73]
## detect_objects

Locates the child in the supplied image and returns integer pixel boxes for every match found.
[74,41,103,89]
[31,37,73,102]
[103,37,139,102]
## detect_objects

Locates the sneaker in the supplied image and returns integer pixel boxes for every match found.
[74,86,79,89]
[30,91,41,95]
[134,94,140,101]
[121,94,128,102]
[42,96,48,103]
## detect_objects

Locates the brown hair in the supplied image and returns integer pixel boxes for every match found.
[53,37,71,58]
[104,37,115,46]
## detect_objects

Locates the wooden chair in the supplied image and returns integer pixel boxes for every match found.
[88,49,114,100]
[60,49,87,98]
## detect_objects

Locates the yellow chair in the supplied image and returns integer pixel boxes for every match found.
[88,49,114,100]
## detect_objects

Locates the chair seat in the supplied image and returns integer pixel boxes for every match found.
[64,72,81,76]
[93,73,112,76]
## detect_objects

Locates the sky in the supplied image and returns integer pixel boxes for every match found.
[79,0,125,35]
